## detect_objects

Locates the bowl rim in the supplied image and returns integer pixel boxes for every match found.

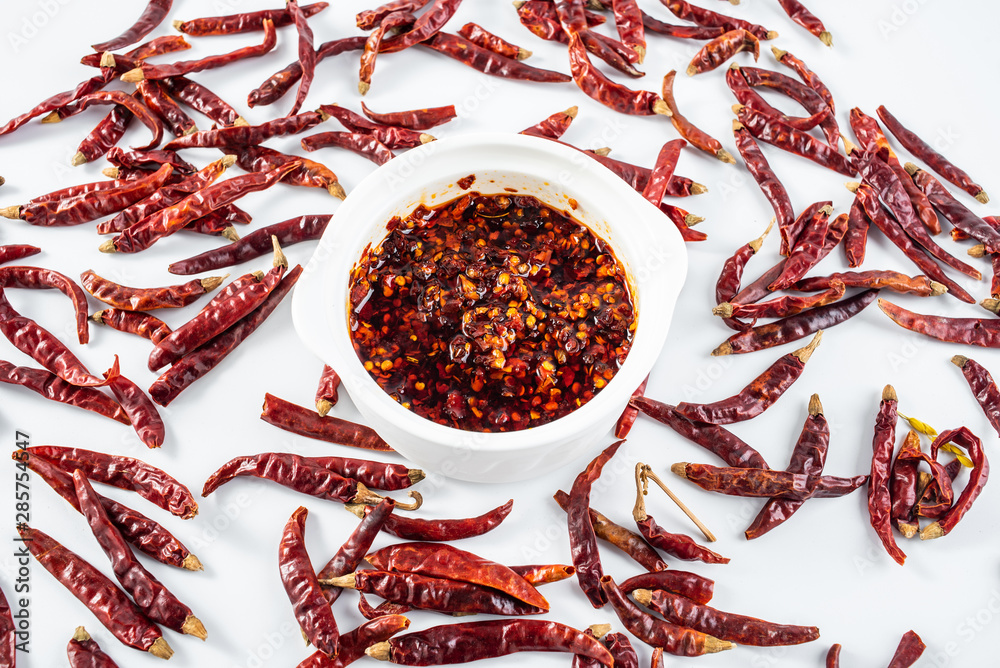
[292,131,687,450]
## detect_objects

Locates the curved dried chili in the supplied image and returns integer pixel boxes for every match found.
[67,626,119,668]
[662,70,734,162]
[280,507,338,656]
[569,440,623,607]
[260,393,392,451]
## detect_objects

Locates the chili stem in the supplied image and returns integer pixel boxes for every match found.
[643,465,717,542]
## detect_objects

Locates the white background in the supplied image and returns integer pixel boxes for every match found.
[1,0,998,666]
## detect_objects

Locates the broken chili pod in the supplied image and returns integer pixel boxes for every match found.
[0,244,41,265]
[745,394,830,539]
[0,265,90,344]
[367,542,548,610]
[17,524,173,658]
[887,630,927,667]
[73,471,205,640]
[615,375,648,438]
[360,102,457,131]
[280,507,339,657]
[568,440,624,607]
[315,364,341,416]
[421,32,572,82]
[364,619,613,665]
[296,615,411,668]
[921,428,989,540]
[0,360,129,424]
[345,498,512,542]
[67,626,119,668]
[148,267,302,406]
[509,564,576,586]
[869,383,904,564]
[635,588,820,646]
[631,397,769,468]
[601,576,733,656]
[712,289,878,356]
[953,355,1000,437]
[568,32,668,116]
[619,570,715,606]
[554,489,667,572]
[173,3,328,36]
[260,393,392,450]
[878,106,988,203]
[29,445,195,518]
[676,332,820,425]
[92,0,172,52]
[687,29,759,76]
[879,299,1000,347]
[520,106,578,140]
[662,70,734,162]
[121,19,278,83]
[81,270,224,311]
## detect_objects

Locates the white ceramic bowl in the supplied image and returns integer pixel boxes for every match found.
[292,133,687,483]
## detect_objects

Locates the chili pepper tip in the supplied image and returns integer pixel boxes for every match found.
[366,641,391,661]
[183,615,208,640]
[653,99,672,117]
[420,134,436,144]
[121,68,145,83]
[670,462,689,478]
[919,522,944,540]
[0,206,20,219]
[234,117,250,127]
[40,111,61,123]
[979,298,1000,315]
[711,341,733,356]
[845,181,860,193]
[328,182,347,199]
[98,239,117,253]
[70,151,88,167]
[712,303,733,318]
[149,636,174,659]
[632,588,653,606]
[929,281,947,296]
[358,81,370,96]
[967,244,986,258]
[820,32,833,47]
[183,553,203,571]
[809,393,823,416]
[588,623,612,639]
[882,384,897,402]
[717,148,736,164]
[691,182,708,195]
[271,235,288,268]
[200,275,227,292]
[99,51,116,67]
[952,354,969,368]
[975,190,989,204]
[102,167,119,179]
[792,330,823,363]
[766,31,779,40]
[408,469,426,485]
[592,147,612,157]
[222,226,240,242]
[316,399,333,417]
[903,162,920,176]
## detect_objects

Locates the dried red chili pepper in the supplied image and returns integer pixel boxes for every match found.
[851,183,973,303]
[161,76,246,128]
[676,333,821,425]
[659,71,733,162]
[510,564,576,585]
[0,587,13,665]
[279,507,338,656]
[867,384,906,564]
[514,0,605,43]
[67,626,119,668]
[635,588,819,646]
[735,104,854,176]
[107,146,195,173]
[104,372,166,449]
[90,305,167,346]
[72,97,136,166]
[581,149,702,195]
[0,360,128,424]
[953,356,1000,437]
[0,69,115,137]
[81,270,224,311]
[715,220,771,330]
[122,20,278,83]
[744,394,829,539]
[843,195,869,267]
[727,66,829,138]
[619,570,715,605]
[232,144,345,198]
[602,576,732,655]
[568,32,666,115]
[577,29,643,78]
[878,106,988,203]
[904,163,1000,250]
[17,524,173,658]
[260,393,393,450]
[717,284,846,321]
[174,3,328,35]
[665,0,775,39]
[687,29,759,76]
[359,11,416,95]
[554,488,666,572]
[421,31,573,83]
[169,214,330,275]
[248,37,366,109]
[283,455,422,491]
[98,155,235,234]
[318,497,394,596]
[92,0,172,51]
[137,80,197,138]
[615,376,649,438]
[889,431,923,537]
[855,152,979,279]
[672,462,866,499]
[357,0,431,29]
[887,630,926,667]
[365,619,613,665]
[770,46,833,111]
[792,271,944,297]
[880,299,1000,347]
[0,244,40,265]
[16,451,199,570]
[0,291,118,388]
[367,543,547,610]
[632,466,728,564]
[313,364,342,416]
[104,163,299,254]
[148,267,301,405]
[769,207,843,289]
[738,66,839,146]
[73,471,205,639]
[921,428,989,539]
[0,265,89,344]
[459,23,531,61]
[43,90,164,150]
[520,107,577,140]
[161,112,327,149]
[660,203,706,241]
[641,139,688,206]
[568,440,623,607]
[632,397,770,468]
[322,569,544,615]
[1,164,173,227]
[376,0,463,54]
[732,122,796,248]
[297,615,411,668]
[610,0,646,61]
[713,289,879,356]
[360,102,456,131]
[320,105,433,149]
[123,35,192,61]
[300,131,394,165]
[285,0,317,115]
[32,445,193,516]
[640,10,724,38]
[775,0,830,45]
[347,497,512,542]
